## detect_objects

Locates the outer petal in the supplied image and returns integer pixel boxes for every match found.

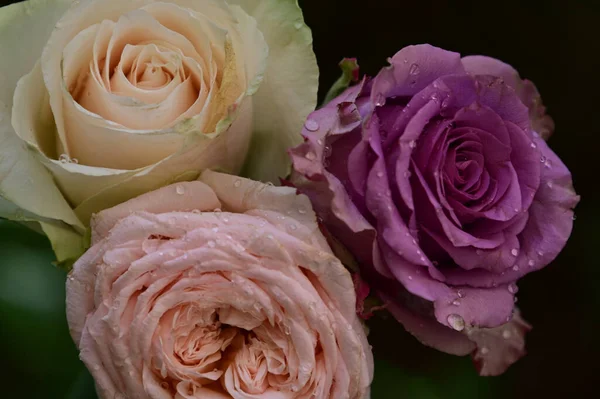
[462,55,554,139]
[0,0,82,229]
[234,0,319,183]
[467,310,532,376]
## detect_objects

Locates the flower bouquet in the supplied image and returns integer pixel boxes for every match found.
[0,0,583,398]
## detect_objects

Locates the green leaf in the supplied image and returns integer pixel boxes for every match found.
[322,57,360,106]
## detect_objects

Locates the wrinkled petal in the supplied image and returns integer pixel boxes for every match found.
[67,173,373,399]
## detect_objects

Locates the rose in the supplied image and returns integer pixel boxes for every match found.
[0,0,318,265]
[66,170,373,399]
[289,44,579,375]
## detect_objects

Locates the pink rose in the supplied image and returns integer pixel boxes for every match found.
[66,170,373,399]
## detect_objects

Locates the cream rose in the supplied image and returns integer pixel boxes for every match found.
[66,170,373,399]
[0,0,317,265]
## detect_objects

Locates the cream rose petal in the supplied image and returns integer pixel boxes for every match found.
[9,0,266,220]
[0,0,81,228]
[231,0,319,183]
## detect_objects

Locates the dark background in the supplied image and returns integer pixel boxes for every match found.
[1,0,598,397]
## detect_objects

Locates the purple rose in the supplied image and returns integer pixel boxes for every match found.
[289,44,579,375]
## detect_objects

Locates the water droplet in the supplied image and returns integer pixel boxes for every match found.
[510,248,519,257]
[512,265,520,271]
[175,184,185,195]
[528,259,535,267]
[375,93,386,107]
[376,171,384,178]
[298,206,307,214]
[213,208,222,216]
[508,283,518,294]
[316,139,323,145]
[540,156,547,163]
[305,151,316,161]
[191,209,201,214]
[544,159,552,168]
[404,170,412,178]
[430,92,440,102]
[305,119,319,132]
[71,158,79,164]
[502,329,511,339]
[530,142,537,149]
[481,347,490,355]
[441,98,451,109]
[58,153,71,163]
[408,140,417,149]
[288,224,297,231]
[93,365,100,371]
[457,289,465,298]
[537,250,544,257]
[447,314,465,331]
[234,179,242,188]
[452,299,461,306]
[408,275,413,280]
[323,145,332,158]
[546,180,554,189]
[294,21,303,29]
[409,63,420,75]
[207,240,216,248]
[572,214,577,221]
[514,296,519,303]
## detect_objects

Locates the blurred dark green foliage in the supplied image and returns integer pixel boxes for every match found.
[1,0,599,397]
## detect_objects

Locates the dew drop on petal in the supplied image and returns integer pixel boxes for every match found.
[481,347,490,355]
[175,184,185,195]
[409,63,420,75]
[528,259,535,267]
[305,151,316,161]
[305,119,319,132]
[375,93,386,107]
[503,329,512,339]
[447,314,465,331]
[510,248,519,256]
[508,283,519,294]
[530,142,537,149]
[452,299,461,306]
[547,180,554,189]
[512,265,520,271]
[376,171,384,178]
[234,179,242,188]
[457,289,465,298]
[409,140,417,149]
